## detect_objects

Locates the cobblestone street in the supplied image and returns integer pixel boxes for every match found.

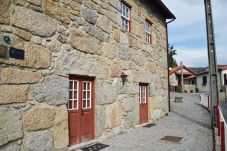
[101,92,213,151]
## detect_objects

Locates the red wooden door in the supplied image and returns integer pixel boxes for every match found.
[139,84,148,124]
[68,76,95,145]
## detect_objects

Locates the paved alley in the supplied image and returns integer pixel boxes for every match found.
[99,92,213,151]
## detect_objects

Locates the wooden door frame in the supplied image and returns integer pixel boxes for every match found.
[139,83,149,124]
[68,75,95,145]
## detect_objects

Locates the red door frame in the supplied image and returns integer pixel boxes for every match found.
[67,75,95,145]
[139,83,149,124]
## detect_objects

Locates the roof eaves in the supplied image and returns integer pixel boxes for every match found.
[153,0,176,19]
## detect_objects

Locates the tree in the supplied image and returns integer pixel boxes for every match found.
[168,44,178,67]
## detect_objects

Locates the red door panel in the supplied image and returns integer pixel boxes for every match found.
[68,111,79,144]
[139,84,148,124]
[68,76,95,145]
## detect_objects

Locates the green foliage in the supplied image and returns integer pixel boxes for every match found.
[168,44,178,67]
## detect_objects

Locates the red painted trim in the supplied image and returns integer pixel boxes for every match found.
[221,121,225,151]
[216,106,220,136]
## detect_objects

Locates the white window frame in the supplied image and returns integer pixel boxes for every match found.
[145,21,152,44]
[82,81,92,109]
[68,80,79,110]
[139,85,147,104]
[121,2,130,31]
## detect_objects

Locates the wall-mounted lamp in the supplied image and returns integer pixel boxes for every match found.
[121,72,128,85]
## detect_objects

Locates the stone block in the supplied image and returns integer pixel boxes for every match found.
[95,105,105,137]
[110,61,123,77]
[63,0,81,11]
[44,0,71,24]
[0,143,20,151]
[133,71,151,83]
[131,51,146,66]
[23,131,53,151]
[0,106,23,146]
[27,0,42,6]
[145,61,157,73]
[52,106,69,149]
[69,28,102,55]
[48,38,62,52]
[113,29,120,43]
[120,32,129,45]
[97,15,112,33]
[23,106,55,131]
[0,0,11,25]
[105,101,123,129]
[31,75,68,105]
[13,28,32,41]
[84,23,106,42]
[1,68,42,84]
[0,85,29,105]
[96,81,117,105]
[12,6,57,37]
[0,42,51,69]
[102,43,118,59]
[81,6,98,24]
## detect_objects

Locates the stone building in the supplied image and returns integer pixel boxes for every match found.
[0,0,175,150]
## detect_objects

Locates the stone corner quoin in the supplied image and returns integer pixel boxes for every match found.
[0,0,171,150]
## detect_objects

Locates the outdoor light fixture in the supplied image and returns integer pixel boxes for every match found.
[121,72,128,85]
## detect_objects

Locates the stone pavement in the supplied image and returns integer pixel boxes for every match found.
[100,92,213,151]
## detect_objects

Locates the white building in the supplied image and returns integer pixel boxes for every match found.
[196,66,227,93]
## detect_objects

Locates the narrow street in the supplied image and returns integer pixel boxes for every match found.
[99,92,213,151]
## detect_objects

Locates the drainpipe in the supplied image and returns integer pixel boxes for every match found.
[166,18,175,112]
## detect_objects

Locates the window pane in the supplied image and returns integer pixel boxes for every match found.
[68,100,73,109]
[74,81,78,90]
[69,81,73,89]
[74,91,78,100]
[69,91,73,99]
[87,82,90,90]
[74,100,78,109]
[125,8,128,18]
[83,100,86,108]
[87,100,91,108]
[83,91,86,99]
[87,91,90,99]
[83,82,86,90]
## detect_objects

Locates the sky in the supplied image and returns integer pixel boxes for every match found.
[162,0,227,67]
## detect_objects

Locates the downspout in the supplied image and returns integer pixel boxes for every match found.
[166,18,175,112]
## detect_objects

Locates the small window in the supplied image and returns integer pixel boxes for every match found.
[192,80,195,85]
[82,81,92,109]
[121,2,131,31]
[145,21,152,44]
[68,80,79,110]
[139,84,147,104]
[224,74,227,85]
[202,76,207,86]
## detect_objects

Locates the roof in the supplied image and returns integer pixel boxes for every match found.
[170,66,197,75]
[194,65,227,75]
[184,75,196,80]
[153,0,176,19]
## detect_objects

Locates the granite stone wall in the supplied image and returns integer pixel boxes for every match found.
[0,0,169,150]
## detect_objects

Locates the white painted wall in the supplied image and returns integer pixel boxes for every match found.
[221,69,227,85]
[196,72,222,93]
[170,73,178,86]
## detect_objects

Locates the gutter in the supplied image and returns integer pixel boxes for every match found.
[166,18,175,112]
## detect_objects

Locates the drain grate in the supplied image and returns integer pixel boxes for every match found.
[81,143,109,151]
[143,123,156,128]
[160,136,183,143]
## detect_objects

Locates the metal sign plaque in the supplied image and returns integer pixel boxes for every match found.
[0,45,8,58]
[9,47,25,60]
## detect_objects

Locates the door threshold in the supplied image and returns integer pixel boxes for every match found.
[136,121,155,128]
[68,140,98,151]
